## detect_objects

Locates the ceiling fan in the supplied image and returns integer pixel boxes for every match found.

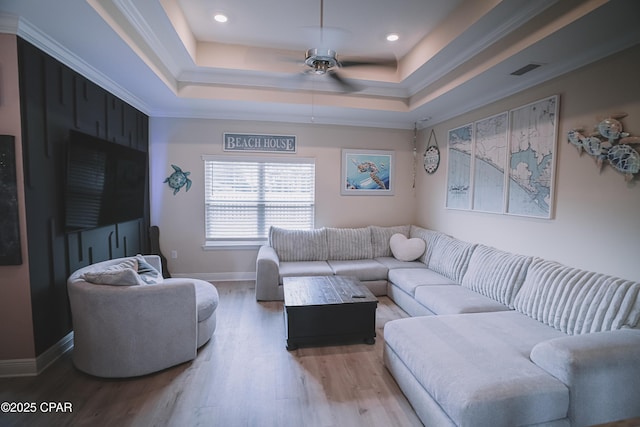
[294,0,398,92]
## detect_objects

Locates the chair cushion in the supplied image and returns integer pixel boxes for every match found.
[163,279,218,322]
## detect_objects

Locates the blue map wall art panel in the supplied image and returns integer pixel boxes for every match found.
[444,95,558,219]
[473,112,508,213]
[446,123,473,209]
[507,95,558,218]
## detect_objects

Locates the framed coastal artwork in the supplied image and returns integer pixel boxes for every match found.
[506,95,558,218]
[445,95,558,218]
[341,149,394,195]
[445,123,473,209]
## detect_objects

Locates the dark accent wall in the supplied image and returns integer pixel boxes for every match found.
[17,38,150,356]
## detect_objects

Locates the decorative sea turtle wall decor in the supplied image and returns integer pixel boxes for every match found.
[164,164,192,194]
[567,113,640,182]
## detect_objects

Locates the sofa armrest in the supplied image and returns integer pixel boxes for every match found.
[255,245,282,301]
[530,329,640,426]
[68,280,198,377]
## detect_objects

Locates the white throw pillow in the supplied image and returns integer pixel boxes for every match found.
[389,233,426,262]
[82,259,145,286]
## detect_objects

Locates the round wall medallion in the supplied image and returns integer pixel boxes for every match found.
[423,145,440,174]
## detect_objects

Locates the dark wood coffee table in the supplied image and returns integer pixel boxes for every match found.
[283,275,378,350]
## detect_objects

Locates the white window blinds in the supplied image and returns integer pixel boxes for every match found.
[203,156,315,241]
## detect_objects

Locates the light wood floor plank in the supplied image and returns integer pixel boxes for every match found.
[0,281,423,427]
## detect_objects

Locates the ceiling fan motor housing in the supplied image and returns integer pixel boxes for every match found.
[305,48,338,74]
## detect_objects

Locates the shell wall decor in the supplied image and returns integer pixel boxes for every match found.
[568,113,640,182]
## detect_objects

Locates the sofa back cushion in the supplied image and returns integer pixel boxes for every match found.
[326,227,373,260]
[426,234,476,283]
[461,245,533,308]
[370,225,410,258]
[513,259,640,334]
[409,226,447,265]
[269,227,328,262]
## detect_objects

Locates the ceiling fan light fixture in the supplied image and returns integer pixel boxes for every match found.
[305,48,338,74]
[386,33,399,42]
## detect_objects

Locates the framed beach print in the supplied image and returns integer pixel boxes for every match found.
[341,149,394,195]
[506,95,558,218]
[472,112,508,213]
[445,123,473,209]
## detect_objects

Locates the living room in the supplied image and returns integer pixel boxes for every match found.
[1,0,639,425]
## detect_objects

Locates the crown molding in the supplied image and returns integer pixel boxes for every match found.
[0,12,152,115]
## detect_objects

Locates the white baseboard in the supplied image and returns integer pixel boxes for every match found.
[172,272,256,282]
[0,332,74,378]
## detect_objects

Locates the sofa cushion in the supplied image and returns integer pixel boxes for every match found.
[384,312,569,427]
[370,225,410,257]
[374,256,426,270]
[81,258,145,286]
[461,245,533,308]
[326,227,373,260]
[427,234,476,283]
[390,233,426,262]
[414,285,511,315]
[269,226,328,262]
[278,261,334,284]
[327,259,388,281]
[388,268,456,296]
[409,226,446,264]
[513,259,640,335]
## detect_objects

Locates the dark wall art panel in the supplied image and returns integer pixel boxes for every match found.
[0,135,22,265]
[17,37,150,356]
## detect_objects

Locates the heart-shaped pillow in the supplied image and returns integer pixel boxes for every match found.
[389,233,426,262]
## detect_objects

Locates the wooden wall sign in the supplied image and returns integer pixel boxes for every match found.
[223,133,297,153]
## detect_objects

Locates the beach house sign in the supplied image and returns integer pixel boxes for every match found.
[223,133,296,153]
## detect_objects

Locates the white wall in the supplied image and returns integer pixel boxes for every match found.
[149,119,416,278]
[416,44,640,282]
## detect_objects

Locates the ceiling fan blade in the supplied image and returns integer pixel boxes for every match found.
[328,71,361,93]
[339,56,398,70]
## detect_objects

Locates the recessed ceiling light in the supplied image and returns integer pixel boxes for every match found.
[214,14,228,23]
[386,33,399,42]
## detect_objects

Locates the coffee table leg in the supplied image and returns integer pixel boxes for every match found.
[364,337,375,345]
[286,341,298,351]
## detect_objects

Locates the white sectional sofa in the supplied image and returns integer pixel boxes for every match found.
[255,225,640,426]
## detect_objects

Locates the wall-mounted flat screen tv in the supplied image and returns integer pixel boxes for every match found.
[65,130,147,231]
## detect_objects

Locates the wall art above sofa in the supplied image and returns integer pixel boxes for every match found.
[446,95,559,219]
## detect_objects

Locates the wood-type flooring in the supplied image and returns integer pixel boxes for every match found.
[0,281,422,427]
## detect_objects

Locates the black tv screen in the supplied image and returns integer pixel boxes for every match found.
[65,130,147,231]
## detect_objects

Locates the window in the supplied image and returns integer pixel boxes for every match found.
[203,156,315,244]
